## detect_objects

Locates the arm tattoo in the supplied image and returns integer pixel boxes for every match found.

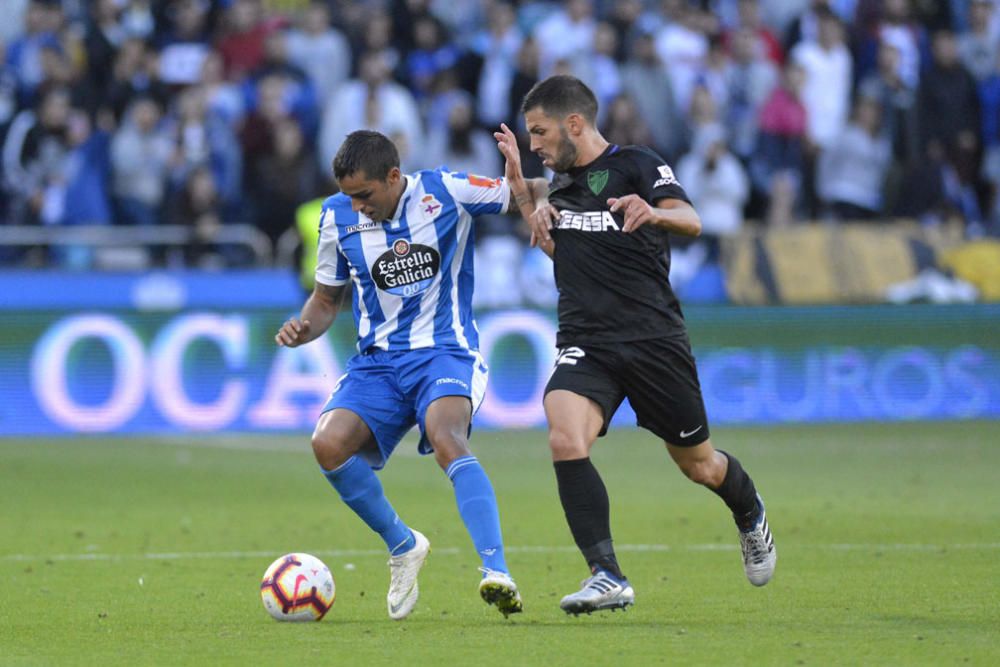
[316,283,347,306]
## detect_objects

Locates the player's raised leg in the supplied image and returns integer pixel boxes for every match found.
[424,395,522,617]
[546,389,635,614]
[312,408,428,619]
[666,439,776,586]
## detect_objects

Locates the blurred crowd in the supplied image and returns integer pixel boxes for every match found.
[1,0,1000,274]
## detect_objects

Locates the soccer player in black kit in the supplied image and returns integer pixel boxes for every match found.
[495,75,776,615]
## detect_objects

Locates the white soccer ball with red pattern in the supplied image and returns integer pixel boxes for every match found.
[260,553,335,622]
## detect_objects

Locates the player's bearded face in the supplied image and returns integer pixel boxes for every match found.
[550,125,579,172]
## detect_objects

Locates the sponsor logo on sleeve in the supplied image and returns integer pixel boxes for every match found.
[653,164,678,189]
[467,174,502,188]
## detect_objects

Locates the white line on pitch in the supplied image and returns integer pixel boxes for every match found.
[4,542,1000,563]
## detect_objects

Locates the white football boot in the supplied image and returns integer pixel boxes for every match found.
[559,569,635,615]
[739,494,776,586]
[478,568,523,618]
[386,529,430,620]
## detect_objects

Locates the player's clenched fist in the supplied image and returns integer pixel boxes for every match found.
[275,318,311,347]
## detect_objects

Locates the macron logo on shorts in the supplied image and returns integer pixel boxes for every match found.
[435,377,469,390]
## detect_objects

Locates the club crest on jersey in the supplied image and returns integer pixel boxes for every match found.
[587,169,609,195]
[420,194,442,219]
[653,164,678,188]
[373,241,441,297]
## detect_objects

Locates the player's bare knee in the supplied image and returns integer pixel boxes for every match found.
[311,428,357,471]
[549,429,586,460]
[427,426,470,468]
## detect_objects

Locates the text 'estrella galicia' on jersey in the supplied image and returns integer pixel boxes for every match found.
[314,169,511,354]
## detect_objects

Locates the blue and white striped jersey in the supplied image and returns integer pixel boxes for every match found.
[315,169,511,353]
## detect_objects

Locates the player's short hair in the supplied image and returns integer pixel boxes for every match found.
[521,75,599,125]
[332,130,400,182]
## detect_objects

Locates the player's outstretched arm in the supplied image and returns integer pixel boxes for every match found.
[607,195,702,236]
[275,282,348,347]
[493,123,556,257]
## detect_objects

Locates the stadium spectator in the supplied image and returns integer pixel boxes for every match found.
[168,84,242,210]
[403,14,462,103]
[248,116,319,245]
[2,87,110,265]
[620,31,682,160]
[725,25,779,162]
[600,93,654,151]
[155,0,213,87]
[532,0,596,79]
[216,0,279,82]
[854,0,927,91]
[109,95,173,227]
[83,0,126,102]
[285,1,350,106]
[104,37,170,123]
[679,85,722,161]
[571,21,622,127]
[471,0,522,130]
[751,61,808,226]
[790,7,852,152]
[858,41,919,163]
[317,50,422,174]
[166,164,233,268]
[425,96,500,177]
[676,122,750,237]
[604,0,646,63]
[5,0,63,108]
[816,94,892,220]
[979,49,1000,230]
[917,28,981,221]
[244,28,318,137]
[958,0,999,82]
[198,50,245,126]
[654,0,710,116]
[721,0,784,65]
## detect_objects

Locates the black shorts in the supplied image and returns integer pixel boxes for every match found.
[545,336,710,446]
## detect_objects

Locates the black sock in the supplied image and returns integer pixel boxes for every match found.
[711,450,759,529]
[553,458,624,579]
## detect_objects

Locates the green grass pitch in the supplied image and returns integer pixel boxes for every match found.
[2,421,998,666]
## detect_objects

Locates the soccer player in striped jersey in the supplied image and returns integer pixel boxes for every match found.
[275,130,521,619]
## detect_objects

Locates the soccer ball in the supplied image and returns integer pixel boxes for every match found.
[260,553,336,622]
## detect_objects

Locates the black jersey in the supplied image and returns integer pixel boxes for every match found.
[546,144,691,346]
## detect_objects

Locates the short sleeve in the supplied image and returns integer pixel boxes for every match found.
[629,147,691,206]
[441,170,512,216]
[314,205,350,286]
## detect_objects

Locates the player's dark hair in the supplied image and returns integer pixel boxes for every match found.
[332,130,400,182]
[521,75,599,125]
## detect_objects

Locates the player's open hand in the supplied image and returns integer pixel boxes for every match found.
[493,123,523,184]
[528,202,559,247]
[275,317,311,347]
[608,195,656,233]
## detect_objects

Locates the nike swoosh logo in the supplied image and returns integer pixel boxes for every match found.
[291,574,308,602]
[679,425,703,438]
[389,585,416,615]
